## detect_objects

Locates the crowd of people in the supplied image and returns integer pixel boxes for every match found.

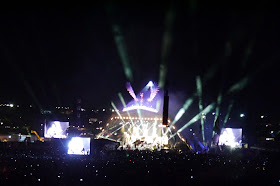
[0,142,280,185]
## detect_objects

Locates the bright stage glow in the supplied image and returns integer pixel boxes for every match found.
[147,81,154,87]
[44,121,69,138]
[68,137,90,155]
[219,128,242,148]
[123,105,158,113]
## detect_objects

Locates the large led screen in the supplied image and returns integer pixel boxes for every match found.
[218,128,242,148]
[44,121,69,138]
[68,137,91,155]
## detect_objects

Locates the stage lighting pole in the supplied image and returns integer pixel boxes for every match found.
[162,81,169,147]
[162,81,169,127]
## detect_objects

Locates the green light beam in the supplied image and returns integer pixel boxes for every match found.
[169,59,223,130]
[158,6,176,88]
[106,121,129,138]
[196,76,205,144]
[112,24,133,82]
[106,4,133,82]
[168,97,194,131]
[212,93,222,137]
[118,93,135,126]
[137,108,143,126]
[223,101,234,127]
[170,103,215,139]
[227,77,249,94]
[111,102,125,124]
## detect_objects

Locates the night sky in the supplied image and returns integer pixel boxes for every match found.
[0,3,279,118]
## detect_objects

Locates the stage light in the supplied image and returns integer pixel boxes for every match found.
[158,7,176,89]
[169,97,194,130]
[147,81,154,87]
[228,77,249,94]
[170,103,215,139]
[224,101,234,126]
[112,24,133,82]
[123,105,158,113]
[212,93,222,138]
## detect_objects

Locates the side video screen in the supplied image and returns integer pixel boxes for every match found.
[219,128,242,148]
[44,121,69,138]
[68,137,91,155]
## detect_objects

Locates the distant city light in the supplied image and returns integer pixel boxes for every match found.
[240,113,245,118]
[261,115,264,118]
[9,104,14,108]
